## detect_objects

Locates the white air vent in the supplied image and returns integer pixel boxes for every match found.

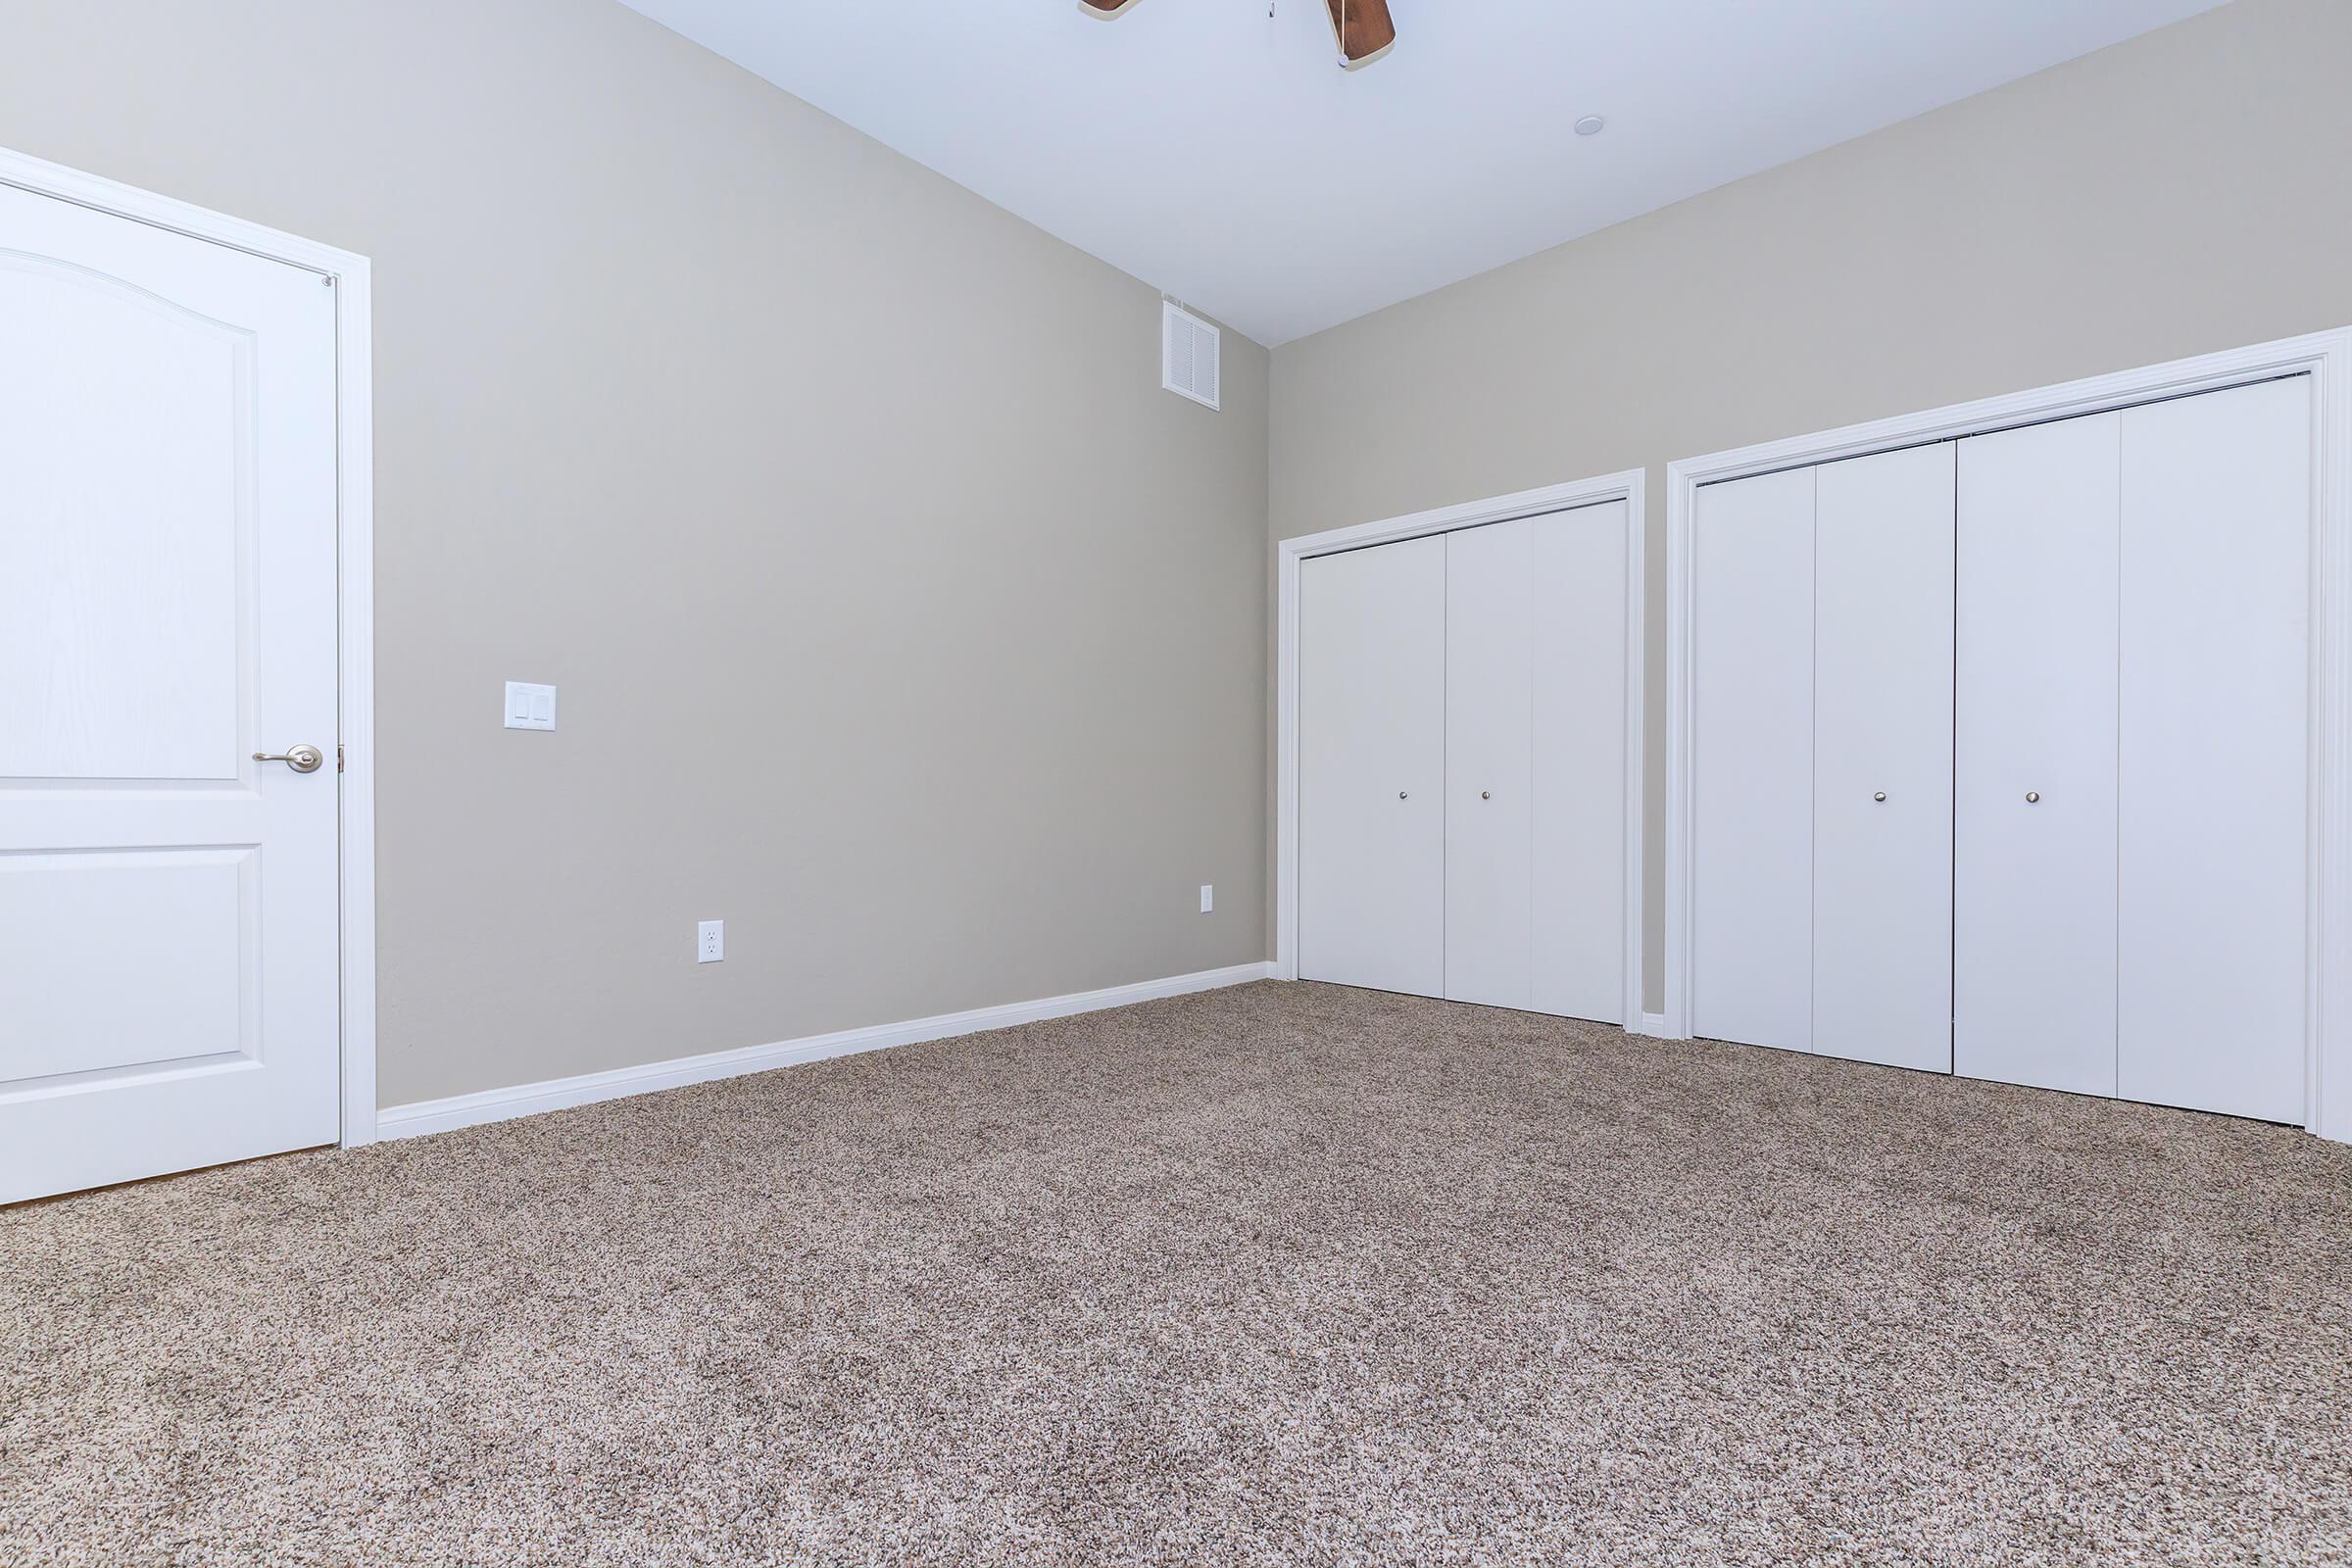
[1162,301,1221,411]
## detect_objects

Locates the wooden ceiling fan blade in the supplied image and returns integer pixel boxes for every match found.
[1083,0,1395,64]
[1325,0,1396,62]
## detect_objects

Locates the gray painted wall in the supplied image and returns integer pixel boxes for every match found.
[6,0,2338,1100]
[0,0,1270,1106]
[1269,0,2352,1012]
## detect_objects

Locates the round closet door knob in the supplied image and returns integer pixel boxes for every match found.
[2026,791,2040,804]
[1481,791,1492,800]
[1398,791,1408,800]
[1874,792,1886,803]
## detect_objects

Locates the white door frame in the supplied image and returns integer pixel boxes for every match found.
[1662,327,2352,1142]
[0,146,380,1149]
[1275,469,1647,1029]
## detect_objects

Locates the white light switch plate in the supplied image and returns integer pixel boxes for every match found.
[697,920,724,963]
[505,681,557,731]
[1200,884,1214,913]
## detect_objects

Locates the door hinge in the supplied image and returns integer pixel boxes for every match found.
[337,744,346,774]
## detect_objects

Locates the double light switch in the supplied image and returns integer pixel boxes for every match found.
[505,681,557,731]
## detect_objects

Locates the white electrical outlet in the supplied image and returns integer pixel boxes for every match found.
[504,681,557,731]
[697,919,724,963]
[1200,884,1214,913]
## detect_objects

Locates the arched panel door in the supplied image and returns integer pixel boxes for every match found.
[0,180,341,1202]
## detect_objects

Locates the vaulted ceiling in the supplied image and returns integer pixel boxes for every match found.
[619,0,2226,346]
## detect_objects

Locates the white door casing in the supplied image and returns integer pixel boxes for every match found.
[0,172,353,1203]
[1297,534,1447,997]
[1811,443,1955,1073]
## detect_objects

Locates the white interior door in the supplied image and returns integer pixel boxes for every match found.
[1298,536,1446,996]
[1691,466,1816,1051]
[0,181,341,1203]
[1531,500,1630,1025]
[1812,443,1954,1072]
[1445,519,1535,1008]
[2118,377,2312,1123]
[1954,412,2121,1099]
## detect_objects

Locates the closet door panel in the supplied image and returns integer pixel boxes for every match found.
[1532,500,1630,1024]
[1298,536,1446,997]
[1954,413,2120,1098]
[1692,466,1815,1052]
[1446,518,1536,1008]
[2119,377,2311,1123]
[1813,443,1955,1072]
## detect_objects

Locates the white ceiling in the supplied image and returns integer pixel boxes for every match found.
[618,0,2225,346]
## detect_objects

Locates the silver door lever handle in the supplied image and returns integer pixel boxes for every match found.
[255,744,325,774]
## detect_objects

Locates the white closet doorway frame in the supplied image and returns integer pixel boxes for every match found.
[0,145,381,1148]
[1276,469,1648,1029]
[1662,328,2352,1143]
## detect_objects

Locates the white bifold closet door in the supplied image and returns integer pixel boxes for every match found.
[1445,520,1536,1006]
[1298,535,1446,997]
[2116,377,2310,1122]
[1956,378,2310,1120]
[1955,413,2123,1098]
[1693,373,2309,1122]
[1692,451,1954,1064]
[1691,467,1816,1051]
[1298,503,1629,1019]
[1812,444,1955,1071]
[1445,504,1629,1019]
[1530,503,1632,1023]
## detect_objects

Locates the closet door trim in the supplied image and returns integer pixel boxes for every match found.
[1664,326,2352,1143]
[1276,468,1647,1029]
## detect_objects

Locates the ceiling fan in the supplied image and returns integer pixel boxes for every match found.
[1079,0,1396,67]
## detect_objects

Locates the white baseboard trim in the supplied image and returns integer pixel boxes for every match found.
[1635,1011,1673,1039]
[378,960,1278,1142]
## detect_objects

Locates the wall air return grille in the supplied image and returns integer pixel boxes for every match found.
[1162,301,1221,411]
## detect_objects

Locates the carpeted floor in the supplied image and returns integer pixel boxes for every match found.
[5,982,2350,1567]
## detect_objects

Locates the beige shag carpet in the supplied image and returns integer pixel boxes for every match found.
[5,982,2351,1567]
